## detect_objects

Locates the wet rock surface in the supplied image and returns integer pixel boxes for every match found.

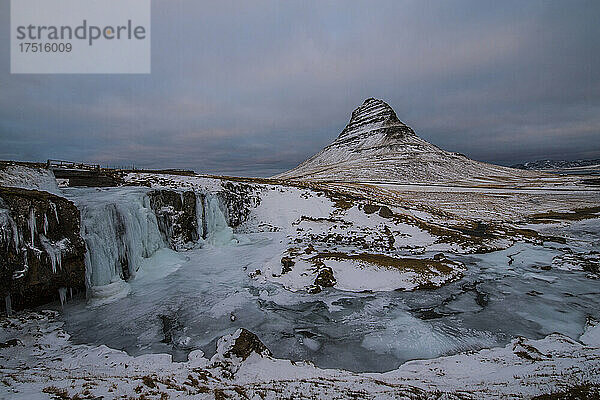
[0,187,85,312]
[218,182,261,227]
[148,190,199,249]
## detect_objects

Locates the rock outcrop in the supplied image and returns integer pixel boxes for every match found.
[213,328,271,362]
[0,187,86,312]
[148,190,199,249]
[218,182,261,228]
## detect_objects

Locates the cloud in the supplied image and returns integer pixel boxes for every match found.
[1,0,599,175]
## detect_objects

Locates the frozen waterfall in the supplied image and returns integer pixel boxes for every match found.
[67,187,233,304]
[202,194,234,245]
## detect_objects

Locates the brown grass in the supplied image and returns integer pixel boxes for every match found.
[529,206,600,222]
[311,252,455,274]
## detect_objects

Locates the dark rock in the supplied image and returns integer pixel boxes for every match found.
[159,314,183,345]
[148,190,199,249]
[280,257,295,274]
[378,206,394,219]
[0,338,22,348]
[411,307,452,320]
[218,182,261,227]
[475,291,489,307]
[249,269,261,278]
[457,221,490,238]
[307,285,322,294]
[363,204,379,214]
[0,187,86,312]
[542,236,567,244]
[433,252,445,261]
[314,266,336,288]
[583,257,599,275]
[527,290,543,296]
[223,328,271,360]
[52,169,124,187]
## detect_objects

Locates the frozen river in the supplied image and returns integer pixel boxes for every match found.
[58,206,600,373]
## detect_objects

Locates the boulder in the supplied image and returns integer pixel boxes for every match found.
[280,257,295,274]
[215,328,271,362]
[314,266,336,288]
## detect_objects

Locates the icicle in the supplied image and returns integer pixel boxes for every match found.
[43,213,49,235]
[5,294,12,317]
[69,287,73,299]
[12,251,29,280]
[0,207,20,251]
[28,207,36,247]
[58,287,67,307]
[39,234,64,273]
[49,201,59,223]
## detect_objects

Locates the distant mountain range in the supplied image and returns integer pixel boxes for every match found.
[512,159,600,171]
[275,98,540,183]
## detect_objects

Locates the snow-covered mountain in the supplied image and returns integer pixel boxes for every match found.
[275,98,538,183]
[512,159,600,171]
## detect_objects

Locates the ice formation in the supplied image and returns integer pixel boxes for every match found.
[78,189,166,289]
[4,294,11,317]
[58,287,67,307]
[28,207,36,247]
[49,200,59,223]
[39,235,66,274]
[70,187,233,303]
[202,193,234,245]
[0,203,20,250]
[11,252,28,280]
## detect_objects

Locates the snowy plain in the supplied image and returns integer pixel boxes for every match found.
[1,166,600,399]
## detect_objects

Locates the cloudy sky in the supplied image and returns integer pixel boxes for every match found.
[1,0,599,176]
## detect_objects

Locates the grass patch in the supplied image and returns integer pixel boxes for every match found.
[532,384,600,399]
[529,206,600,222]
[311,252,457,274]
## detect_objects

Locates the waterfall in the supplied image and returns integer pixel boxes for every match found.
[75,188,234,304]
[79,189,165,289]
[202,193,234,245]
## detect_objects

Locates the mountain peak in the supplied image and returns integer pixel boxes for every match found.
[337,98,410,142]
[274,97,533,183]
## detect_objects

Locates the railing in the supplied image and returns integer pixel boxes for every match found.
[46,159,100,170]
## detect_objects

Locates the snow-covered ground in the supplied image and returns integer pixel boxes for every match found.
[2,165,600,399]
[0,165,60,195]
[1,309,599,399]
